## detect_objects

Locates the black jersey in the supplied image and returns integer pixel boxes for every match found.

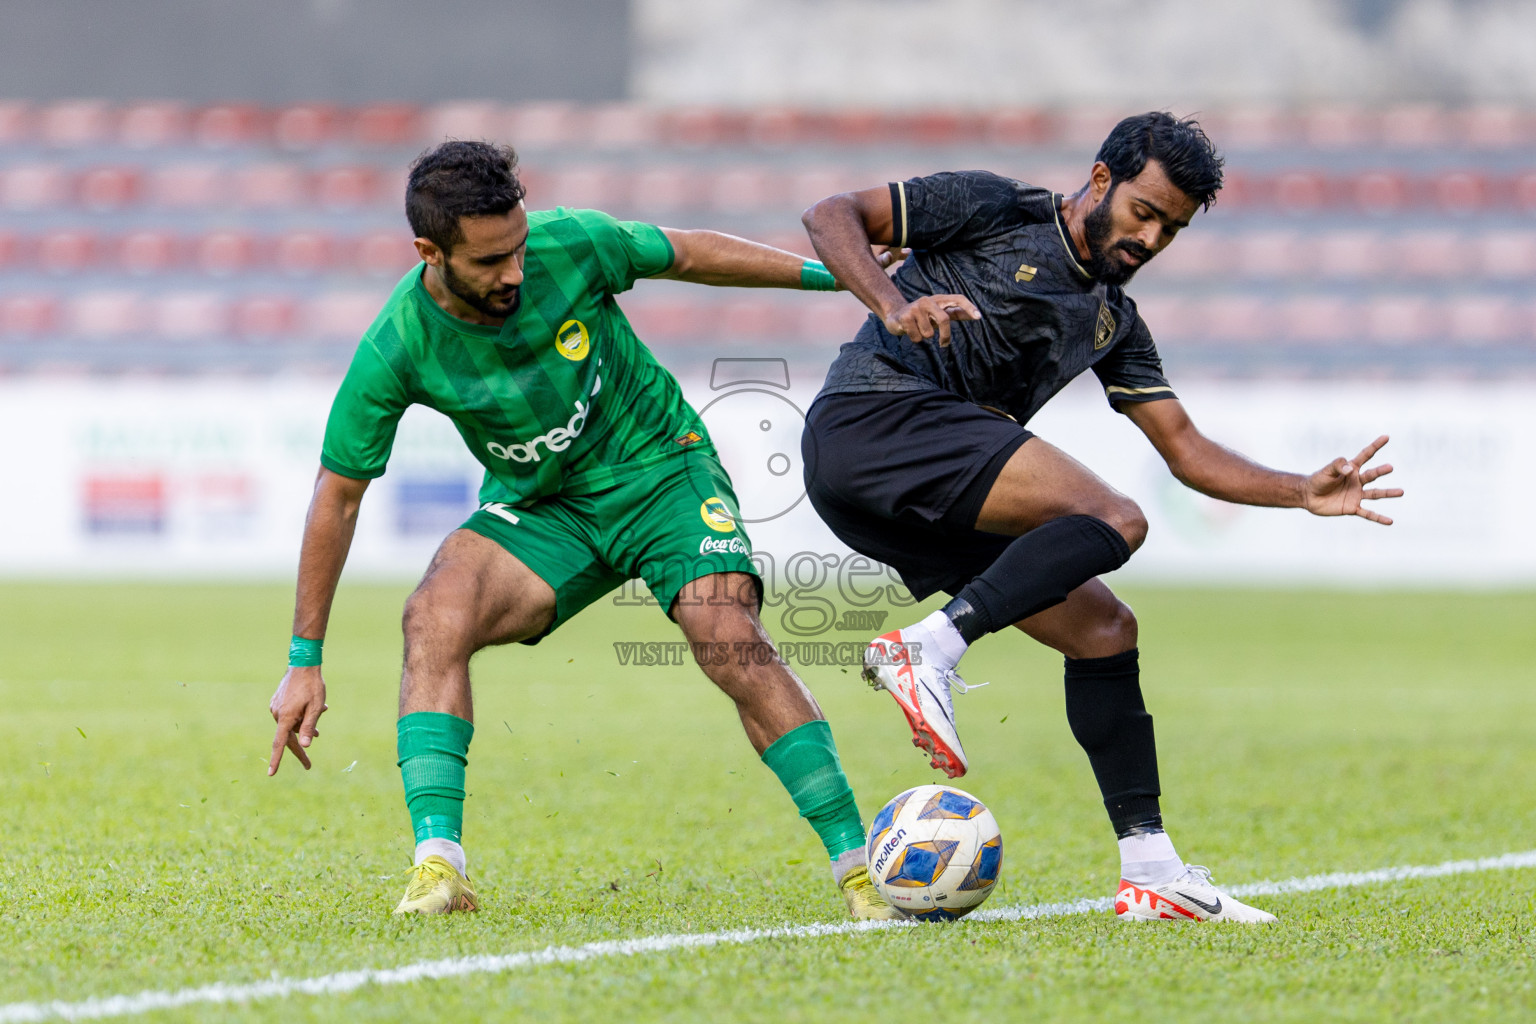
[817,170,1176,425]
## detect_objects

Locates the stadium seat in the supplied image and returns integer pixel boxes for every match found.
[1380,105,1448,148]
[1236,231,1302,278]
[1286,296,1360,342]
[1476,232,1536,279]
[150,163,227,208]
[118,103,189,148]
[78,166,143,210]
[274,105,339,150]
[1446,296,1519,343]
[426,103,507,144]
[796,296,867,341]
[630,166,698,212]
[1132,296,1198,340]
[195,232,258,276]
[1434,172,1489,214]
[1516,174,1536,213]
[546,165,621,209]
[719,299,791,338]
[1353,172,1409,215]
[621,299,710,340]
[235,163,309,208]
[1460,105,1530,148]
[587,104,662,149]
[0,102,29,144]
[306,291,387,339]
[1213,106,1295,149]
[1273,172,1330,213]
[1365,297,1442,343]
[0,231,16,268]
[315,166,381,210]
[1303,106,1377,148]
[1146,232,1228,279]
[39,230,99,275]
[507,103,586,147]
[195,105,268,147]
[354,231,418,277]
[39,100,113,148]
[118,231,182,275]
[1316,231,1388,279]
[275,232,336,275]
[233,295,298,337]
[0,294,60,335]
[984,109,1053,146]
[352,104,422,146]
[1398,230,1468,277]
[1201,296,1270,342]
[663,107,750,146]
[0,164,71,211]
[710,166,779,212]
[70,291,145,337]
[152,292,229,339]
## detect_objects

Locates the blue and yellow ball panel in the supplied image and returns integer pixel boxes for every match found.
[917,788,984,820]
[883,838,959,887]
[907,906,968,922]
[958,835,1003,891]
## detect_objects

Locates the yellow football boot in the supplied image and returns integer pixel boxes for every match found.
[393,855,479,915]
[839,865,905,920]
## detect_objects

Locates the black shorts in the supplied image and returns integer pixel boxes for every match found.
[801,388,1033,600]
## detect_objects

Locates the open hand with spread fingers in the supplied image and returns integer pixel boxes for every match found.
[1302,434,1403,525]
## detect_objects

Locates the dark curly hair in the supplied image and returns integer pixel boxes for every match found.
[1096,112,1224,211]
[406,140,527,252]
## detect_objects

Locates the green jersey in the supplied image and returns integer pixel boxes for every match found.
[320,208,712,505]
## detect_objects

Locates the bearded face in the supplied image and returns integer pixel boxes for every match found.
[1082,182,1157,286]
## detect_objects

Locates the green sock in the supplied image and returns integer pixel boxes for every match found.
[397,711,475,844]
[761,720,865,859]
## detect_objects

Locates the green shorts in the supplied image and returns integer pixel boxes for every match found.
[461,450,758,641]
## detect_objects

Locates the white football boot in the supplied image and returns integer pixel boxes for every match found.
[862,628,976,778]
[1115,865,1277,923]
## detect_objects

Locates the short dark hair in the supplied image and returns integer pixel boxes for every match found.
[406,140,527,252]
[1095,112,1224,210]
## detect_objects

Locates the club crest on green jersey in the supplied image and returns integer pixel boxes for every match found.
[556,319,590,361]
[700,497,736,533]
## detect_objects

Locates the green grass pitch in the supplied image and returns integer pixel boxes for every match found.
[1,582,1533,1022]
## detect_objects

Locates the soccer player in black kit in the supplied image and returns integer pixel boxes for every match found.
[800,112,1402,923]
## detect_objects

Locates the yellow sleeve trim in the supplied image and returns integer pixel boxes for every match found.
[1105,385,1175,397]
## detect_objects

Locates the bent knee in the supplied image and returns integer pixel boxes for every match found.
[1068,598,1138,660]
[1094,499,1147,554]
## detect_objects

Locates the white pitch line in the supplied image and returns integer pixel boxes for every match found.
[4,848,1534,1023]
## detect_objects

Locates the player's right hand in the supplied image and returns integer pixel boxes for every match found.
[884,294,981,346]
[268,666,328,776]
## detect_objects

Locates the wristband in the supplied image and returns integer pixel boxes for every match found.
[800,260,837,291]
[289,635,324,667]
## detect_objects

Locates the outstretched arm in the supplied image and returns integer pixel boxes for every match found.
[801,187,979,344]
[1123,398,1402,525]
[268,467,370,774]
[655,228,814,289]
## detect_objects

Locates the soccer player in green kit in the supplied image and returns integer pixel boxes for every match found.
[265,141,898,919]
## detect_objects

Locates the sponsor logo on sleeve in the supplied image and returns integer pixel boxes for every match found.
[699,535,749,556]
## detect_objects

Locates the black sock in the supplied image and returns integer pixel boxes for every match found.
[943,515,1131,644]
[1063,648,1162,835]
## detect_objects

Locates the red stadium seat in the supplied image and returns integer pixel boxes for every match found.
[1460,105,1531,148]
[1380,105,1448,148]
[796,296,867,341]
[119,103,189,148]
[426,103,506,144]
[1236,231,1302,278]
[315,166,380,210]
[353,104,422,146]
[1515,174,1536,214]
[1146,232,1228,279]
[152,292,230,339]
[274,105,339,150]
[39,230,100,274]
[507,103,585,147]
[0,294,59,335]
[0,231,16,268]
[118,231,182,275]
[1302,106,1377,148]
[1476,232,1536,279]
[719,299,790,338]
[274,232,335,275]
[195,105,268,147]
[196,232,258,276]
[710,166,780,212]
[1353,172,1409,215]
[1446,296,1518,343]
[984,109,1053,146]
[306,291,387,338]
[1434,172,1489,214]
[663,107,750,146]
[355,231,418,277]
[0,102,30,144]
[546,165,620,209]
[620,299,710,340]
[1272,172,1331,213]
[1398,230,1468,277]
[150,163,227,208]
[233,296,298,337]
[70,291,145,337]
[1315,231,1388,279]
[1286,296,1360,342]
[785,167,858,209]
[0,164,71,211]
[78,166,143,210]
[235,163,309,208]
[756,231,815,259]
[1210,106,1295,150]
[1200,297,1270,342]
[630,166,699,212]
[1132,297,1198,340]
[587,104,662,149]
[1055,108,1123,149]
[1365,297,1442,343]
[39,101,113,148]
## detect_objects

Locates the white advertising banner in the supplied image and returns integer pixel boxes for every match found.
[0,373,1530,585]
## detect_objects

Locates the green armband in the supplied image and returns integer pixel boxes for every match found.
[800,260,837,291]
[289,635,324,667]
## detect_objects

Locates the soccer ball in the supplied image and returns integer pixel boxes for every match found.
[866,784,1003,921]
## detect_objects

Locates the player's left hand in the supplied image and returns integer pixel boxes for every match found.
[1302,434,1402,525]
